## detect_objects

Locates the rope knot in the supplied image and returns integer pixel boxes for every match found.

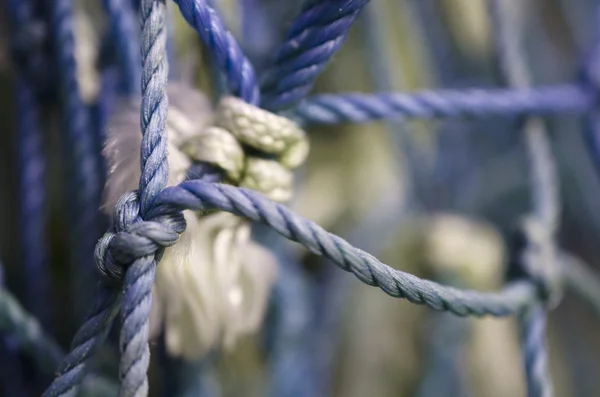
[96,191,186,284]
[180,96,309,202]
[511,217,563,309]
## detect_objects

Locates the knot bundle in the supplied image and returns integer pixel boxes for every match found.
[96,191,186,284]
[510,217,563,310]
[182,96,309,201]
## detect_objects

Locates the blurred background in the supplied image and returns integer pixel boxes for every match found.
[1,0,600,396]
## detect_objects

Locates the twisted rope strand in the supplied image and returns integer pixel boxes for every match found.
[293,84,591,125]
[150,181,539,317]
[41,287,121,397]
[489,1,558,396]
[520,306,553,397]
[119,0,170,395]
[260,0,371,111]
[172,0,259,104]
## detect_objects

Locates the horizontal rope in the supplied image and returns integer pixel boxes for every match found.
[293,84,592,124]
[148,180,540,317]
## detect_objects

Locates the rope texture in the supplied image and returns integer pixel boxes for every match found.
[118,0,175,395]
[172,0,260,104]
[8,0,51,327]
[489,1,559,396]
[293,85,591,125]
[260,0,371,111]
[31,0,600,396]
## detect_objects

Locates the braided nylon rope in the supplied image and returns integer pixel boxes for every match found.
[21,0,600,396]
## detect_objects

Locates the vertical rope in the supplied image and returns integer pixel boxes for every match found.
[51,0,103,314]
[41,286,121,397]
[7,0,51,328]
[489,1,559,397]
[118,0,169,395]
[519,305,552,397]
[15,77,50,328]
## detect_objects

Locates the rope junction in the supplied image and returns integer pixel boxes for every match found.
[1,0,600,396]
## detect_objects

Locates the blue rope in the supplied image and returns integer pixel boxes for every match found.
[14,76,51,329]
[35,1,600,396]
[102,0,142,96]
[488,1,559,396]
[581,4,600,181]
[150,181,541,316]
[7,0,51,331]
[260,0,371,111]
[118,0,172,395]
[414,313,470,397]
[52,0,103,313]
[519,306,553,397]
[172,0,260,104]
[293,85,591,125]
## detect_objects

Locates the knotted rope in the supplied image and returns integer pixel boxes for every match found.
[32,1,600,397]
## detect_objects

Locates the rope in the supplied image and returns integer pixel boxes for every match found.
[172,0,260,104]
[118,0,171,394]
[260,0,371,111]
[30,1,600,396]
[52,0,103,313]
[150,181,540,317]
[489,1,559,396]
[102,0,141,95]
[293,85,591,125]
[8,0,51,326]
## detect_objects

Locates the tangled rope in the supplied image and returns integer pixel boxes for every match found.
[10,0,597,396]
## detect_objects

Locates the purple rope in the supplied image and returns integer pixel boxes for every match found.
[293,84,591,125]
